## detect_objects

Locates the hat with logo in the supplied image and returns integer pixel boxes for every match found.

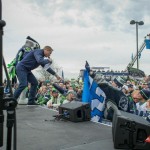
[67,90,76,96]
[24,36,40,50]
[140,89,150,100]
[113,76,125,88]
[52,88,58,93]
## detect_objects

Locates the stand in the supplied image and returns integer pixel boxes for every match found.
[0,1,17,150]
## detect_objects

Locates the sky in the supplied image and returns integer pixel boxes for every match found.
[2,0,150,79]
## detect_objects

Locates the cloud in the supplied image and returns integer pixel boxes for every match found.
[2,0,150,79]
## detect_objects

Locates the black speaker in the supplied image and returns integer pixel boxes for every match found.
[59,101,91,122]
[112,110,150,149]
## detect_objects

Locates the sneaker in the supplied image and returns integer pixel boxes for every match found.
[18,98,28,105]
[27,101,39,106]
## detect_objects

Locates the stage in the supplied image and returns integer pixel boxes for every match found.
[1,105,120,150]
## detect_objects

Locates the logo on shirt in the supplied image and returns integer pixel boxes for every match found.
[119,96,128,111]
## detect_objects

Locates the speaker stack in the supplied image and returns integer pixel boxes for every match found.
[59,101,91,122]
[112,110,150,149]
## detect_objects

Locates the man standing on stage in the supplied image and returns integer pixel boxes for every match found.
[14,46,61,105]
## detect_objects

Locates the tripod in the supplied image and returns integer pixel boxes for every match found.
[0,0,17,150]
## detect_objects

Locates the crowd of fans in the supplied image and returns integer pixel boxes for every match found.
[3,74,150,122]
[106,75,150,122]
[4,78,83,109]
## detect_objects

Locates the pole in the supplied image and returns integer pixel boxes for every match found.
[0,0,5,86]
[0,0,6,147]
[136,22,139,70]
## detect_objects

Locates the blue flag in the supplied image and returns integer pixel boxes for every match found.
[82,69,90,102]
[131,53,134,61]
[82,61,106,122]
[62,70,64,80]
[82,61,91,102]
[139,52,141,59]
[145,39,150,49]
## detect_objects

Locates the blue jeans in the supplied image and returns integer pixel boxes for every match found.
[14,65,38,103]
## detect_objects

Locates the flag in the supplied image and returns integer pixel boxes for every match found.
[139,52,141,59]
[82,61,106,122]
[145,39,150,49]
[82,61,90,102]
[82,68,90,102]
[131,53,134,61]
[62,70,64,81]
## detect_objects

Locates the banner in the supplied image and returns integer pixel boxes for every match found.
[82,61,106,122]
[131,53,134,61]
[62,70,64,81]
[145,39,150,49]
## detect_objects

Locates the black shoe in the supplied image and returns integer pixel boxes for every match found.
[27,101,39,106]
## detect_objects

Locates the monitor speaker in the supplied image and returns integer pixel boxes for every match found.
[59,101,91,122]
[112,110,150,149]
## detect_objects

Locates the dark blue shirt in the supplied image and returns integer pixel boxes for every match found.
[16,49,56,75]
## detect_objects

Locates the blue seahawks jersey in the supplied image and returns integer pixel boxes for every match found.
[136,102,150,122]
